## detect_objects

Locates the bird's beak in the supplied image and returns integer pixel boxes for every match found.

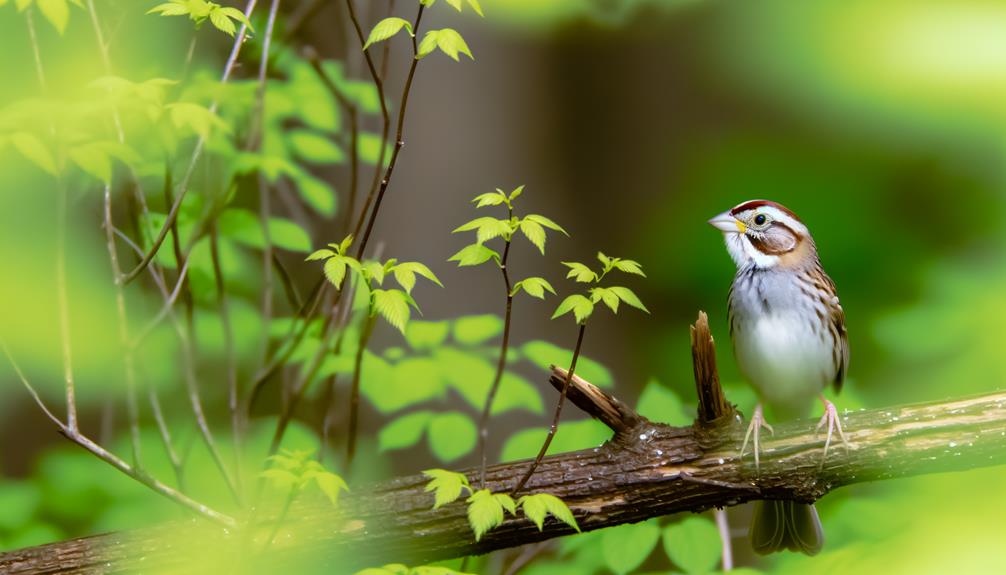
[708,211,746,234]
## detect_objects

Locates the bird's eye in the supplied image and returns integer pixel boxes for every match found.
[753,214,767,226]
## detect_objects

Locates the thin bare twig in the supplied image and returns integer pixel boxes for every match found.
[512,324,587,495]
[119,0,259,285]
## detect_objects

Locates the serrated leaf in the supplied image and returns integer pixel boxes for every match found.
[364,17,414,50]
[524,214,567,235]
[467,489,508,541]
[472,191,506,208]
[417,30,440,60]
[393,261,443,294]
[372,289,411,333]
[378,411,433,452]
[512,277,555,299]
[518,493,579,532]
[592,287,620,313]
[423,469,471,509]
[338,234,354,254]
[11,132,57,176]
[445,0,484,17]
[434,28,474,61]
[363,260,387,285]
[147,2,190,17]
[609,286,649,313]
[453,217,511,244]
[562,262,598,283]
[218,6,253,31]
[209,7,236,36]
[552,294,593,323]
[508,185,524,201]
[519,219,546,254]
[448,243,499,267]
[597,252,612,267]
[612,259,645,276]
[324,256,348,289]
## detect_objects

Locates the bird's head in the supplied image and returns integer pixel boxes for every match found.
[708,200,816,270]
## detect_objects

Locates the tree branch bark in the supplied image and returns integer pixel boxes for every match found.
[4,312,1006,574]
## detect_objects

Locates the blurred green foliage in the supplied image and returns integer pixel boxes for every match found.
[3,0,1006,574]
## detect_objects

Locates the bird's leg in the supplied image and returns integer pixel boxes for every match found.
[740,403,774,473]
[815,394,850,468]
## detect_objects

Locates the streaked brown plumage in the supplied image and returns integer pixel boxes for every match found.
[710,199,850,556]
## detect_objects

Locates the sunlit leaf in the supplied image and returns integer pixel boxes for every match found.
[608,286,649,313]
[602,521,661,574]
[423,469,471,509]
[11,132,57,176]
[428,411,477,463]
[512,277,556,300]
[561,262,598,283]
[448,243,499,267]
[405,320,450,350]
[519,219,546,254]
[552,294,593,323]
[363,17,414,50]
[466,489,515,541]
[37,0,70,35]
[378,411,432,452]
[518,493,579,532]
[372,289,412,333]
[453,314,502,345]
[524,214,567,235]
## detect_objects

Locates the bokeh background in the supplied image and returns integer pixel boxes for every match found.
[3,0,1006,573]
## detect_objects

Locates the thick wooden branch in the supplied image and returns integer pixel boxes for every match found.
[4,313,1006,574]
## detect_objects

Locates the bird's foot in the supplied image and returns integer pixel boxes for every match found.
[740,404,774,473]
[815,396,850,469]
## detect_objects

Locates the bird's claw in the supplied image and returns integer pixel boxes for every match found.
[740,404,774,474]
[815,398,850,469]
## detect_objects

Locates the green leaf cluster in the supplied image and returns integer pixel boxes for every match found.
[421,471,577,542]
[147,0,253,37]
[552,252,648,324]
[259,449,349,505]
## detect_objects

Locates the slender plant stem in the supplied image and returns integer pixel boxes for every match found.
[354,4,425,259]
[271,252,303,311]
[209,223,240,489]
[511,324,587,495]
[25,9,46,91]
[55,180,79,433]
[120,0,259,285]
[148,387,187,492]
[3,339,232,526]
[346,314,377,467]
[478,239,513,488]
[715,508,734,571]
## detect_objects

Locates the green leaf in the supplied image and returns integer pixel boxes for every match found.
[293,172,337,217]
[561,262,598,283]
[405,320,450,350]
[308,470,349,505]
[636,379,690,425]
[37,0,70,35]
[363,260,387,285]
[216,209,311,252]
[324,256,348,289]
[612,259,645,276]
[491,372,544,415]
[307,249,335,263]
[518,493,580,532]
[209,6,237,36]
[453,314,502,345]
[68,144,112,183]
[11,132,57,175]
[259,468,299,490]
[428,412,477,463]
[358,132,393,166]
[448,243,499,267]
[218,7,253,31]
[466,489,514,542]
[511,277,556,299]
[393,261,444,294]
[552,294,593,323]
[416,30,440,60]
[452,217,511,244]
[524,214,567,235]
[472,191,506,208]
[147,2,190,17]
[378,411,433,452]
[423,469,471,509]
[288,130,345,164]
[445,0,484,17]
[662,517,722,574]
[519,219,547,254]
[372,289,412,333]
[601,521,661,574]
[590,287,620,313]
[167,102,229,138]
[608,286,649,313]
[363,17,414,50]
[508,185,523,201]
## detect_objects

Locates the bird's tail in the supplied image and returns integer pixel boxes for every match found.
[750,500,824,556]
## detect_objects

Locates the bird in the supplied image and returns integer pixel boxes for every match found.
[708,199,849,556]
